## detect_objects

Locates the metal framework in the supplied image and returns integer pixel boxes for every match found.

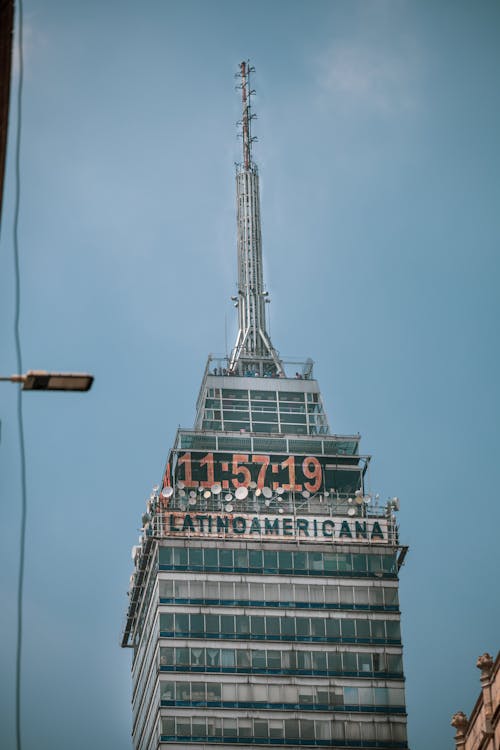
[229,61,283,376]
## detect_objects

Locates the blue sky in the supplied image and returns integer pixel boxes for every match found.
[0,1,499,748]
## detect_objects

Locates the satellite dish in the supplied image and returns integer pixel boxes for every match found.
[255,488,262,497]
[188,498,197,506]
[347,507,356,517]
[278,507,284,514]
[203,490,211,499]
[364,494,371,504]
[262,486,272,499]
[153,485,159,493]
[355,494,364,505]
[301,490,310,499]
[265,499,271,506]
[225,503,233,512]
[161,486,173,499]
[178,489,186,498]
[177,481,185,489]
[235,486,248,500]
[249,481,257,489]
[179,503,187,512]
[211,483,222,495]
[347,497,353,504]
[198,485,205,493]
[189,490,197,498]
[225,493,233,502]
[276,486,284,495]
[324,490,330,497]
[131,545,139,560]
[355,490,362,497]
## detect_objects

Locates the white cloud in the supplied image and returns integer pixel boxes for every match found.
[317,40,421,116]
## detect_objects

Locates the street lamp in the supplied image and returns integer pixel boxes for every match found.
[0,370,94,391]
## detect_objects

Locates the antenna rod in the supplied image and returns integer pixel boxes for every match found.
[240,60,251,170]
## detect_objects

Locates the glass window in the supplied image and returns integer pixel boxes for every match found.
[386,620,401,640]
[161,681,175,701]
[296,618,310,637]
[294,552,307,571]
[205,614,219,635]
[177,719,191,737]
[326,619,341,638]
[160,647,173,666]
[344,686,358,705]
[356,620,370,639]
[177,647,190,666]
[374,687,389,705]
[207,683,221,702]
[234,549,248,568]
[252,650,266,668]
[254,720,268,738]
[323,553,336,572]
[189,548,202,567]
[266,617,280,636]
[281,617,295,637]
[327,651,342,670]
[359,653,372,672]
[219,548,233,568]
[371,620,385,639]
[172,547,188,566]
[223,718,237,738]
[249,550,262,568]
[279,551,292,571]
[162,717,175,735]
[191,647,204,667]
[341,619,355,638]
[159,547,172,566]
[239,718,252,738]
[312,651,327,670]
[192,719,206,737]
[204,547,218,567]
[311,618,325,637]
[264,550,277,571]
[385,587,399,606]
[358,687,373,705]
[190,614,204,635]
[309,552,323,572]
[325,585,339,604]
[370,587,385,606]
[285,719,300,739]
[387,653,403,673]
[175,614,189,634]
[343,651,357,671]
[160,613,173,632]
[159,579,173,598]
[354,587,369,605]
[252,616,265,635]
[300,719,315,739]
[176,682,191,701]
[268,651,281,669]
[236,615,250,634]
[221,615,234,634]
[207,648,220,668]
[340,587,354,604]
[237,650,250,668]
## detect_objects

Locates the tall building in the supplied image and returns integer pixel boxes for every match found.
[122,62,409,750]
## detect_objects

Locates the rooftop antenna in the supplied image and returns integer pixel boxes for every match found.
[229,61,284,377]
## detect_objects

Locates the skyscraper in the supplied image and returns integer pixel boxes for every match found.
[122,62,409,750]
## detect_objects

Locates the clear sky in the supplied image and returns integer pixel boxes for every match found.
[0,1,499,748]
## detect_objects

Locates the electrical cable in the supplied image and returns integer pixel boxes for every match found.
[13,2,26,750]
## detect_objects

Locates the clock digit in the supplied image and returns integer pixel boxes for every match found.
[232,453,251,487]
[199,452,215,488]
[303,456,322,493]
[252,454,270,488]
[281,455,302,491]
[177,452,194,486]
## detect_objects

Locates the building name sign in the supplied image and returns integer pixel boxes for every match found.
[162,512,388,544]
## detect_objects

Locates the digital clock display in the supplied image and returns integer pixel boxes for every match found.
[163,451,362,495]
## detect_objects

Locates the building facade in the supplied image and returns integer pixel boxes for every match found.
[122,62,409,750]
[451,652,500,750]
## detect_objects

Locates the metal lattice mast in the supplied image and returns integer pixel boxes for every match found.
[229,61,283,376]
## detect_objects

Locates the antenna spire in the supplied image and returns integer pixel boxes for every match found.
[239,60,255,170]
[229,62,283,377]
